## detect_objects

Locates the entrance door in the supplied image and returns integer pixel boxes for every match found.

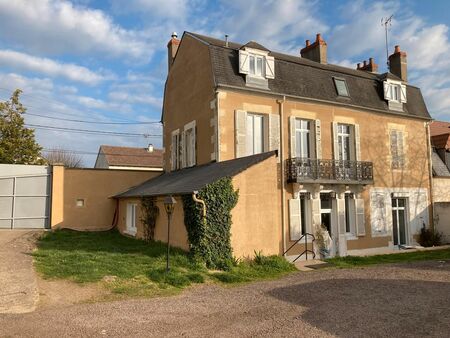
[392,198,408,246]
[320,193,332,234]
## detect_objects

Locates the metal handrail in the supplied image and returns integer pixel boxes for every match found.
[283,232,316,262]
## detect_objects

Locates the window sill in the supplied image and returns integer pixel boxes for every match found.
[345,234,358,240]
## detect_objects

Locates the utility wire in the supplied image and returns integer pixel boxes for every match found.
[43,148,162,157]
[25,123,161,138]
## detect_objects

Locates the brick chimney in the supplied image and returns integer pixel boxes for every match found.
[388,45,407,82]
[300,33,327,64]
[167,32,180,72]
[356,58,378,73]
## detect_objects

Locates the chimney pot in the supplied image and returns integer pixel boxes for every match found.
[305,39,310,47]
[389,45,407,81]
[300,34,327,64]
[316,33,322,42]
[171,32,178,39]
[147,144,154,153]
[363,60,367,66]
[394,45,400,53]
[357,58,378,73]
[167,33,180,72]
[357,63,361,69]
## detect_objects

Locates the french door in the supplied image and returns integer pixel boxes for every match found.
[392,198,408,246]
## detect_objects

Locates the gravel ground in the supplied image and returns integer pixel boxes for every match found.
[1,259,449,337]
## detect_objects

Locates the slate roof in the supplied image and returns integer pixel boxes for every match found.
[97,145,163,168]
[115,151,276,198]
[432,150,450,177]
[186,32,431,120]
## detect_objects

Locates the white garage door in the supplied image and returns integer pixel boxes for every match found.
[0,164,51,229]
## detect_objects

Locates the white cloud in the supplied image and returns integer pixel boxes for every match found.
[0,0,152,60]
[110,0,189,19]
[108,90,162,108]
[0,50,110,85]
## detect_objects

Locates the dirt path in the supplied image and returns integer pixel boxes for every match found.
[1,260,449,337]
[0,230,41,314]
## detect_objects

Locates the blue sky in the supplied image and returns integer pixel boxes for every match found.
[0,0,449,166]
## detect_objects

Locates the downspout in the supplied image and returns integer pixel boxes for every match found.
[277,96,287,255]
[425,121,435,231]
[215,90,221,162]
[192,191,206,218]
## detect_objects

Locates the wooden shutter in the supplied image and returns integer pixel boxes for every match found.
[239,50,249,74]
[315,119,322,159]
[289,116,296,158]
[332,122,339,160]
[355,198,366,236]
[235,110,247,158]
[191,126,196,166]
[180,131,186,168]
[354,124,361,161]
[289,199,302,241]
[383,81,392,100]
[265,55,275,79]
[400,84,407,103]
[397,131,404,167]
[337,197,346,235]
[269,114,280,153]
[170,135,175,170]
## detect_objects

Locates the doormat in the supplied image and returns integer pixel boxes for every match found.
[304,262,335,269]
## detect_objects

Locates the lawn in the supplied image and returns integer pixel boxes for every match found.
[33,230,296,297]
[326,247,450,268]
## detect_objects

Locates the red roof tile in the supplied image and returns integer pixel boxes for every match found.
[99,145,163,168]
[430,120,450,136]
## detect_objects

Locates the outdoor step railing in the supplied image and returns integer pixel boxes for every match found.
[283,233,316,262]
[286,158,374,183]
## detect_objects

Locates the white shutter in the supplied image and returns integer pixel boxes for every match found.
[269,114,280,154]
[337,198,346,235]
[311,197,321,232]
[180,131,186,168]
[239,50,249,74]
[332,122,339,160]
[170,136,174,170]
[383,81,392,100]
[235,110,247,158]
[397,131,404,167]
[289,199,302,241]
[315,119,322,159]
[191,126,196,166]
[400,84,407,103]
[356,198,366,236]
[354,124,361,161]
[265,55,275,79]
[289,116,296,158]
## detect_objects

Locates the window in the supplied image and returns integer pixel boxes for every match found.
[337,124,351,161]
[300,195,307,236]
[344,193,355,234]
[295,119,311,158]
[249,54,264,77]
[171,130,180,170]
[183,121,196,167]
[76,199,85,207]
[126,203,137,236]
[334,78,349,97]
[238,49,275,81]
[246,113,264,155]
[383,80,406,109]
[390,129,405,169]
[390,84,400,102]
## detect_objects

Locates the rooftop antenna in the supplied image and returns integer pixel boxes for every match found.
[381,15,393,68]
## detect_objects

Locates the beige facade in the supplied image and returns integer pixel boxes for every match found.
[51,166,158,231]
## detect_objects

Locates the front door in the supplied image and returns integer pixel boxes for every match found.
[392,198,408,246]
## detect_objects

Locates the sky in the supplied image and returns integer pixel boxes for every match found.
[1,0,450,167]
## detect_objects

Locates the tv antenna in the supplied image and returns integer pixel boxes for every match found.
[381,15,393,67]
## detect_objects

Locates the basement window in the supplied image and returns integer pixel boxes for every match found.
[333,78,349,97]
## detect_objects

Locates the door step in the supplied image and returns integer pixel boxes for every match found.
[294,259,330,271]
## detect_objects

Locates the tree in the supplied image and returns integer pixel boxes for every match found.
[43,148,84,168]
[0,89,45,164]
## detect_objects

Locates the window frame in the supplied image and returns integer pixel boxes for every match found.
[333,77,350,97]
[126,203,137,236]
[294,118,312,159]
[246,113,265,155]
[337,123,351,161]
[248,53,265,78]
[344,193,356,236]
[183,120,196,168]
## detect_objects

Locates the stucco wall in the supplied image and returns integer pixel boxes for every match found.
[433,177,450,203]
[51,167,159,230]
[116,196,189,251]
[434,202,450,244]
[163,34,216,171]
[231,155,281,258]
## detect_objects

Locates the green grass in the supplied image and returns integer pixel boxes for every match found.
[33,230,296,297]
[326,248,450,268]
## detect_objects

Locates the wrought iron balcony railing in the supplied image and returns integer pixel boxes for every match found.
[286,158,374,184]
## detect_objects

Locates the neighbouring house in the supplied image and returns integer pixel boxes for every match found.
[116,31,433,259]
[430,120,450,243]
[94,145,163,171]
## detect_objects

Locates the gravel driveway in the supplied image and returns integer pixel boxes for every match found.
[1,259,449,337]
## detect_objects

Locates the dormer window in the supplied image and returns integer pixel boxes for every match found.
[383,80,406,111]
[249,54,264,77]
[238,42,275,89]
[333,77,349,97]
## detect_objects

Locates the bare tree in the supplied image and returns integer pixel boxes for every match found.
[44,148,84,168]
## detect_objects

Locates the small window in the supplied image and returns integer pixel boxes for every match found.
[334,78,349,97]
[249,54,264,77]
[76,199,85,207]
[126,203,137,235]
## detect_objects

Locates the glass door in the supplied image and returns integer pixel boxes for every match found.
[392,198,408,246]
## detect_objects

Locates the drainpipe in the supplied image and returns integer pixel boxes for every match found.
[215,91,221,162]
[192,191,206,218]
[425,121,435,231]
[277,96,287,255]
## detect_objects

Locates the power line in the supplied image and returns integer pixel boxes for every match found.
[23,111,161,125]
[43,148,162,157]
[25,123,162,138]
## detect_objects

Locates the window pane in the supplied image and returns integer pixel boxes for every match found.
[301,131,310,157]
[256,57,263,76]
[334,79,349,96]
[399,209,406,244]
[300,196,306,235]
[398,198,405,208]
[253,115,263,153]
[246,115,254,155]
[345,195,351,233]
[249,56,255,75]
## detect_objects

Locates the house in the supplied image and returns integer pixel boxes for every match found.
[116,32,433,259]
[430,120,450,243]
[94,145,163,171]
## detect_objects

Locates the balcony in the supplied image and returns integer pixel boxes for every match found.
[286,158,374,184]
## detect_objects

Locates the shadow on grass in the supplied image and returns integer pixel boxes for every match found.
[268,277,450,337]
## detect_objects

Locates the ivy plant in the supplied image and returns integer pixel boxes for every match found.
[141,196,159,242]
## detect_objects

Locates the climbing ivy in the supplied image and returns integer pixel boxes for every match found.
[141,196,159,242]
[182,177,239,270]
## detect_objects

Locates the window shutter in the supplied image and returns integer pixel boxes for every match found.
[311,197,321,232]
[397,131,404,167]
[355,198,366,236]
[269,114,280,154]
[180,131,186,168]
[332,122,339,160]
[400,84,407,103]
[239,50,249,74]
[315,119,322,159]
[354,124,361,161]
[265,55,275,79]
[191,126,196,166]
[338,198,346,235]
[289,199,302,241]
[383,81,392,100]
[170,137,174,170]
[289,116,296,158]
[235,110,247,158]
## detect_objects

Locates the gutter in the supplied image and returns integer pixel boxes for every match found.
[192,191,206,218]
[277,96,287,256]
